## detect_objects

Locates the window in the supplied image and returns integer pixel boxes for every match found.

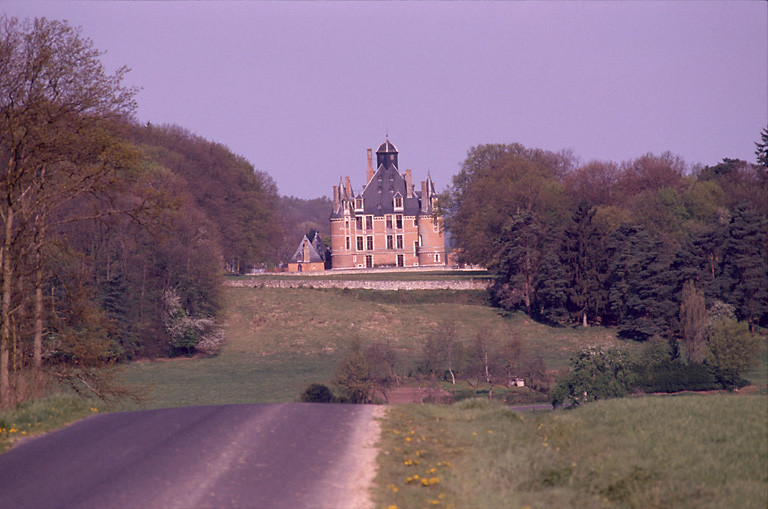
[355,197,363,210]
[394,196,403,209]
[397,254,404,267]
[365,255,373,268]
[355,216,363,230]
[345,237,350,250]
[385,215,393,229]
[435,253,441,263]
[366,236,373,250]
[396,235,403,249]
[386,235,394,250]
[356,236,364,251]
[345,219,349,230]
[433,220,439,233]
[413,241,419,256]
[396,214,403,229]
[365,215,373,230]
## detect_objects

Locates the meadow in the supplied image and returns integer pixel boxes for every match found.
[374,395,767,509]
[2,285,765,508]
[119,286,623,408]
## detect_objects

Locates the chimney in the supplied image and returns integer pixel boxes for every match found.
[366,148,374,183]
[345,176,352,199]
[405,169,413,198]
[421,181,428,212]
[333,185,340,212]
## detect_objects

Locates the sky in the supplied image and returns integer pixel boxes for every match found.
[3,1,767,199]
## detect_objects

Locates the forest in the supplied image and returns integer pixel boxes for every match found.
[443,137,767,394]
[1,15,765,407]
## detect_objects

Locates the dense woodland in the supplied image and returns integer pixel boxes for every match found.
[1,16,765,407]
[0,17,295,405]
[443,137,767,395]
[445,142,768,335]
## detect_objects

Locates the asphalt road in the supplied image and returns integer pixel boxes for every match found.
[0,403,382,509]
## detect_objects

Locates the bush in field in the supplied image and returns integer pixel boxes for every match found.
[551,345,636,408]
[706,318,761,388]
[299,383,335,403]
[333,338,374,403]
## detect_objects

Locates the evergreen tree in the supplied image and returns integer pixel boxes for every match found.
[534,250,571,325]
[755,126,768,167]
[560,201,607,326]
[717,205,768,329]
[606,225,677,339]
[488,210,543,314]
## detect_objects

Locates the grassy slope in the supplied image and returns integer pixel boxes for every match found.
[375,395,768,509]
[120,287,622,408]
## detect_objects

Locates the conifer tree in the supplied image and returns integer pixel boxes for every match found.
[717,205,768,330]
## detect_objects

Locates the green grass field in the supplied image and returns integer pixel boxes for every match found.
[374,395,768,509]
[119,287,624,408]
[3,285,765,505]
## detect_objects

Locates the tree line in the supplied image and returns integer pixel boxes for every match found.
[443,133,767,397]
[445,139,768,335]
[0,16,291,406]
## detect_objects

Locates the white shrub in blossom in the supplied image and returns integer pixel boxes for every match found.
[162,289,224,355]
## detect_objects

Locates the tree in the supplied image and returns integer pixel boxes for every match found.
[551,345,636,408]
[0,16,137,405]
[445,143,571,266]
[333,338,373,404]
[754,125,768,168]
[560,201,607,326]
[716,205,768,329]
[364,340,398,401]
[706,318,761,388]
[489,210,544,314]
[464,329,502,399]
[563,160,620,207]
[605,224,677,339]
[679,281,707,363]
[132,125,282,272]
[421,320,462,384]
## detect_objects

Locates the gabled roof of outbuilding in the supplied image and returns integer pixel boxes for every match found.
[290,235,325,263]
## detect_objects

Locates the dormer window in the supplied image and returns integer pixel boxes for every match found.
[393,194,403,211]
[355,197,364,211]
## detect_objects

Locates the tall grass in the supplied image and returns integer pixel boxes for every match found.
[374,394,768,509]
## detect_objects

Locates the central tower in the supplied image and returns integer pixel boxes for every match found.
[376,137,398,170]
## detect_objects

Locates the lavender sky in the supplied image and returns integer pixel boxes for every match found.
[4,1,767,199]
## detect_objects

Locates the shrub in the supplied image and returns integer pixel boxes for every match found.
[552,345,636,408]
[636,360,720,393]
[299,383,335,403]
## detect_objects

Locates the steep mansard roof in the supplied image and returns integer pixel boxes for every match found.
[359,161,420,216]
[330,138,437,218]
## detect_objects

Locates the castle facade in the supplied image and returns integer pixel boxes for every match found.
[330,138,445,270]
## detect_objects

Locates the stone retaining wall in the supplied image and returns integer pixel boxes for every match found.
[225,279,491,291]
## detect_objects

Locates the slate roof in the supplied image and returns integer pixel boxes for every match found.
[290,234,327,263]
[330,138,437,219]
[377,139,398,154]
